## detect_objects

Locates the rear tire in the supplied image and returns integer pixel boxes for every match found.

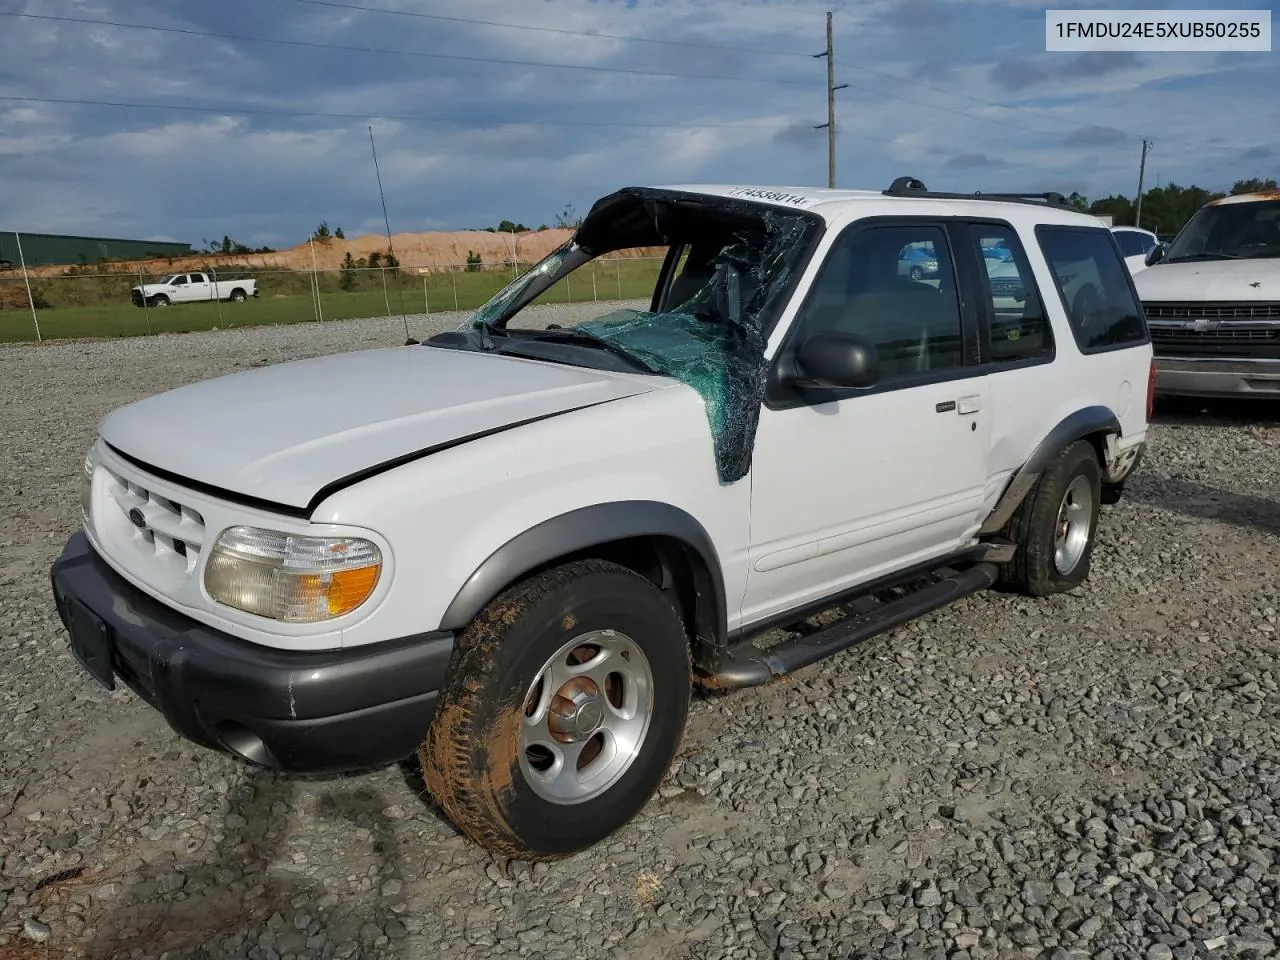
[1001,440,1101,596]
[229,288,247,303]
[421,559,690,860]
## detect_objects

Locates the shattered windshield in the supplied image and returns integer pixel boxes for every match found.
[470,248,576,328]
[1165,199,1280,262]
[429,187,823,483]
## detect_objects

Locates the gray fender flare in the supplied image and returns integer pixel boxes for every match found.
[979,406,1121,536]
[438,501,728,642]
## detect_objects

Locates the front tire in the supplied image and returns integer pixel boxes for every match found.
[909,265,924,281]
[1001,440,1101,596]
[151,294,170,307]
[421,559,691,860]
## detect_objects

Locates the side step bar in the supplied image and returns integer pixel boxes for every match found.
[701,562,999,691]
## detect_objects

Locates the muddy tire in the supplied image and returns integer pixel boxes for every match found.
[1001,440,1101,596]
[421,559,691,860]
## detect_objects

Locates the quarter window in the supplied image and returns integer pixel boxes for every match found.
[1036,226,1148,352]
[973,225,1053,364]
[793,224,964,380]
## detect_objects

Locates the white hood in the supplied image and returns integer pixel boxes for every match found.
[100,346,663,510]
[1134,258,1280,302]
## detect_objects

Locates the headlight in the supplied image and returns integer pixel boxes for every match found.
[204,526,382,623]
[80,445,97,525]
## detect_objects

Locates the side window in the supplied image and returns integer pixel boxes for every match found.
[1037,226,1148,352]
[794,224,964,380]
[1113,231,1148,258]
[190,273,206,283]
[973,225,1053,364]
[172,274,188,285]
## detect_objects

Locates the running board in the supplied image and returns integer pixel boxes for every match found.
[701,562,999,690]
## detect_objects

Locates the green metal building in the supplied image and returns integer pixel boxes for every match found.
[0,231,192,268]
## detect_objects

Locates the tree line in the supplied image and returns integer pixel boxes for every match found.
[1062,177,1277,237]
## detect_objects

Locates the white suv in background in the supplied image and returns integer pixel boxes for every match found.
[1135,190,1280,399]
[53,176,1152,861]
[1111,225,1160,275]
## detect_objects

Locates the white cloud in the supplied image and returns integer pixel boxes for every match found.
[0,0,1271,242]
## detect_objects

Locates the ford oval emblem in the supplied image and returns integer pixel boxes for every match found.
[128,507,147,529]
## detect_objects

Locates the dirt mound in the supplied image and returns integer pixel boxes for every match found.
[10,227,663,280]
[0,282,31,309]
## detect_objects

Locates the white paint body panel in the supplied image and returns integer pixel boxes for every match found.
[100,347,664,509]
[83,184,1152,653]
[1134,258,1280,302]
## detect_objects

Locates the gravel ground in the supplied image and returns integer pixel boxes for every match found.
[1,304,1278,960]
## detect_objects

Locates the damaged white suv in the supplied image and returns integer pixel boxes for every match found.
[52,177,1152,860]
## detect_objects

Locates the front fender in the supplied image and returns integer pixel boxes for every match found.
[438,500,727,638]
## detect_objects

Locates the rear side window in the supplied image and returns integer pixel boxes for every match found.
[1036,226,1148,352]
[1113,231,1153,257]
[971,224,1053,365]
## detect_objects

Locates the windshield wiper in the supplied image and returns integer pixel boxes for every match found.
[1164,252,1244,263]
[507,328,657,372]
[475,320,510,351]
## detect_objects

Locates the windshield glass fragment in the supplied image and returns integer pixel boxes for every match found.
[432,188,822,484]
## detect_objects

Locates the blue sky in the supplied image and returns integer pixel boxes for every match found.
[0,0,1275,248]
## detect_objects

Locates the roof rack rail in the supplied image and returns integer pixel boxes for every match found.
[883,176,1071,208]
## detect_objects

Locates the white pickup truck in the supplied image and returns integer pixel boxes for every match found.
[1135,190,1280,398]
[131,272,257,308]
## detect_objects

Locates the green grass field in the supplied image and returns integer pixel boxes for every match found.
[0,260,663,344]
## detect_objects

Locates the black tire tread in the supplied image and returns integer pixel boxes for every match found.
[420,559,688,861]
[1001,440,1101,597]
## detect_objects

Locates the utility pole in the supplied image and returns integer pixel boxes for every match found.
[1135,139,1152,229]
[813,11,847,188]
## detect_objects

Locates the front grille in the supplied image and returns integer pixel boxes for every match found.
[1144,301,1280,322]
[989,279,1025,298]
[1151,327,1278,343]
[103,465,206,576]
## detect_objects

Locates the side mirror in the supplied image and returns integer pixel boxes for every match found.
[1144,244,1165,267]
[795,332,879,390]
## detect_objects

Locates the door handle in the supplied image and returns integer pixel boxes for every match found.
[935,396,983,415]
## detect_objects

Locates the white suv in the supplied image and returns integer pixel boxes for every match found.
[52,177,1153,861]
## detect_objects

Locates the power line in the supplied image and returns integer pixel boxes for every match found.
[0,11,821,87]
[276,0,812,59]
[8,10,1260,162]
[271,0,1250,157]
[0,93,963,157]
[0,94,800,131]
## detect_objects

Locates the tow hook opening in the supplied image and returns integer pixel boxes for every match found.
[216,721,280,769]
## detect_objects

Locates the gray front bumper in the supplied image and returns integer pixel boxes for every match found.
[1154,358,1280,399]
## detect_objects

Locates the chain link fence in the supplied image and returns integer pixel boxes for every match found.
[0,256,665,344]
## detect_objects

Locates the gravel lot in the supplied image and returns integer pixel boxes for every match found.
[1,303,1278,960]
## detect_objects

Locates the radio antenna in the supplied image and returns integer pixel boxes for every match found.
[368,125,416,344]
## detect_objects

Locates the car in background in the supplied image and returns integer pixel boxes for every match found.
[1135,190,1280,398]
[1110,226,1160,276]
[898,242,939,280]
[131,272,257,308]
